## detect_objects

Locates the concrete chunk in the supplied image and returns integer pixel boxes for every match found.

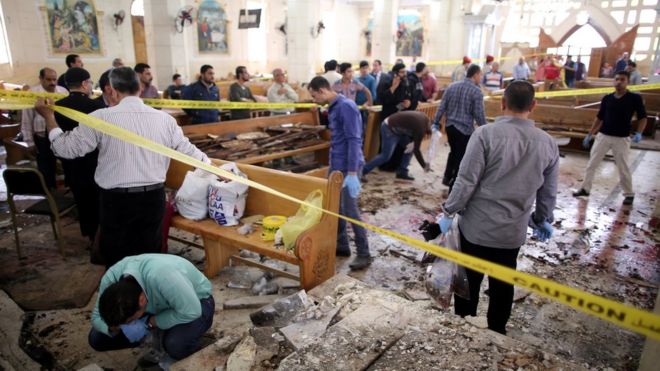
[171,334,243,371]
[249,290,312,328]
[280,307,340,350]
[226,335,257,371]
[223,295,286,310]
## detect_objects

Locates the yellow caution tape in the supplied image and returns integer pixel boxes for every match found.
[5,97,656,340]
[534,83,660,99]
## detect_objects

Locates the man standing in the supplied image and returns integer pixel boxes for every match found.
[615,52,630,73]
[57,54,83,89]
[377,63,414,121]
[407,62,429,104]
[53,67,104,243]
[512,57,530,81]
[94,70,118,108]
[564,55,576,88]
[89,254,214,363]
[308,76,371,271]
[433,65,487,191]
[134,63,160,99]
[482,62,503,91]
[371,59,384,87]
[267,68,298,116]
[437,81,558,335]
[575,56,586,83]
[421,68,439,101]
[483,55,494,74]
[229,66,256,120]
[573,71,647,205]
[356,60,377,104]
[362,111,431,181]
[452,56,471,82]
[182,65,220,124]
[112,58,124,68]
[21,68,68,189]
[322,60,342,86]
[627,61,642,85]
[164,74,186,100]
[37,67,210,267]
[333,63,373,106]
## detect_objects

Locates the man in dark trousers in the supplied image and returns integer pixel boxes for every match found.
[53,67,104,243]
[362,111,431,181]
[432,64,487,193]
[435,81,558,334]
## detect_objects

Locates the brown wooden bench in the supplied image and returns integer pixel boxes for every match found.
[165,158,342,290]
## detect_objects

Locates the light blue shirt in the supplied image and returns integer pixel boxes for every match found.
[512,63,530,80]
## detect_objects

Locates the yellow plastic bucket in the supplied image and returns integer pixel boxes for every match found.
[261,215,287,241]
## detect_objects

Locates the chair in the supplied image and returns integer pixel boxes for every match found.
[2,167,76,258]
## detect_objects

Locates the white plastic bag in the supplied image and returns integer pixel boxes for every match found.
[175,169,217,220]
[425,216,470,309]
[426,129,443,162]
[208,163,249,226]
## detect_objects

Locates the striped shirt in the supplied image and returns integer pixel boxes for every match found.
[433,79,487,135]
[49,96,209,189]
[20,84,68,146]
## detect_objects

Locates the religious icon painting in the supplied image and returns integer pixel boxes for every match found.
[197,0,229,54]
[43,0,102,55]
[396,12,423,57]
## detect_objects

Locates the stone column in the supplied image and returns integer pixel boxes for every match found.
[371,0,399,65]
[286,0,320,84]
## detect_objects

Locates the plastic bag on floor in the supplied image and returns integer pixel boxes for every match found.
[175,168,218,220]
[426,129,443,162]
[208,163,249,226]
[425,216,470,309]
[279,190,324,250]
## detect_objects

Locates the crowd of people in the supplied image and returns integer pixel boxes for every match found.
[12,50,649,366]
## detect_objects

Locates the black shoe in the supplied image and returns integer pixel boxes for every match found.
[572,188,590,197]
[336,249,351,257]
[441,177,452,186]
[623,196,634,205]
[396,173,415,181]
[349,256,372,270]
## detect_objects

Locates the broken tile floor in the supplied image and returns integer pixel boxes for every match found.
[0,137,658,370]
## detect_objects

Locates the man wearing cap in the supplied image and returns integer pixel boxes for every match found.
[433,64,487,193]
[483,55,495,74]
[53,67,104,243]
[452,56,472,82]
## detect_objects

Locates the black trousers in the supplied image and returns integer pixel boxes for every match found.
[61,153,99,240]
[99,187,165,268]
[33,134,57,189]
[443,125,471,193]
[454,229,520,335]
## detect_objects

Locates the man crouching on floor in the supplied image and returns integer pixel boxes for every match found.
[88,254,214,365]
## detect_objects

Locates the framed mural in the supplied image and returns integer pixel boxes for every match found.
[197,0,229,54]
[396,13,423,57]
[43,0,102,55]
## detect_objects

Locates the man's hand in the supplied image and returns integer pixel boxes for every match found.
[343,174,361,198]
[277,87,287,95]
[119,317,149,343]
[34,98,55,119]
[582,133,593,149]
[532,221,553,242]
[437,215,454,234]
[402,99,411,108]
[632,132,642,143]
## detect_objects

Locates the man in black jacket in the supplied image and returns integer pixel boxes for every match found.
[376,63,415,122]
[53,67,104,242]
[407,62,428,106]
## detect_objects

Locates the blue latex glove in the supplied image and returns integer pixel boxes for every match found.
[533,221,553,242]
[632,132,642,143]
[343,174,361,198]
[437,215,454,234]
[582,133,593,149]
[120,317,149,343]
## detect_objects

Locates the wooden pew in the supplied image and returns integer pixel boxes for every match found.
[181,111,330,166]
[166,159,342,290]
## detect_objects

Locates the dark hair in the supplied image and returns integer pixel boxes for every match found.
[627,61,636,68]
[39,68,51,79]
[339,62,352,74]
[374,59,382,66]
[392,63,406,73]
[567,55,572,58]
[504,81,535,113]
[235,66,246,79]
[200,65,213,74]
[359,60,369,68]
[134,63,151,74]
[110,67,140,94]
[172,73,181,81]
[615,70,630,80]
[415,62,426,73]
[308,76,331,91]
[65,54,80,67]
[466,64,481,78]
[99,70,111,91]
[98,276,142,327]
[324,60,338,72]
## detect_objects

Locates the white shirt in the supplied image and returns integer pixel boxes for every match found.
[49,96,209,189]
[322,71,342,86]
[20,84,68,146]
[267,82,299,114]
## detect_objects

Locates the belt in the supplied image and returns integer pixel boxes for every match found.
[106,183,164,193]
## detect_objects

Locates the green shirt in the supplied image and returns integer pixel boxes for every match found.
[91,254,212,335]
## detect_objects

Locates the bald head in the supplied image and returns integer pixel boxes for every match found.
[38,67,58,92]
[272,68,286,83]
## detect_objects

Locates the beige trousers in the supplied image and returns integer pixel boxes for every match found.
[581,133,634,197]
